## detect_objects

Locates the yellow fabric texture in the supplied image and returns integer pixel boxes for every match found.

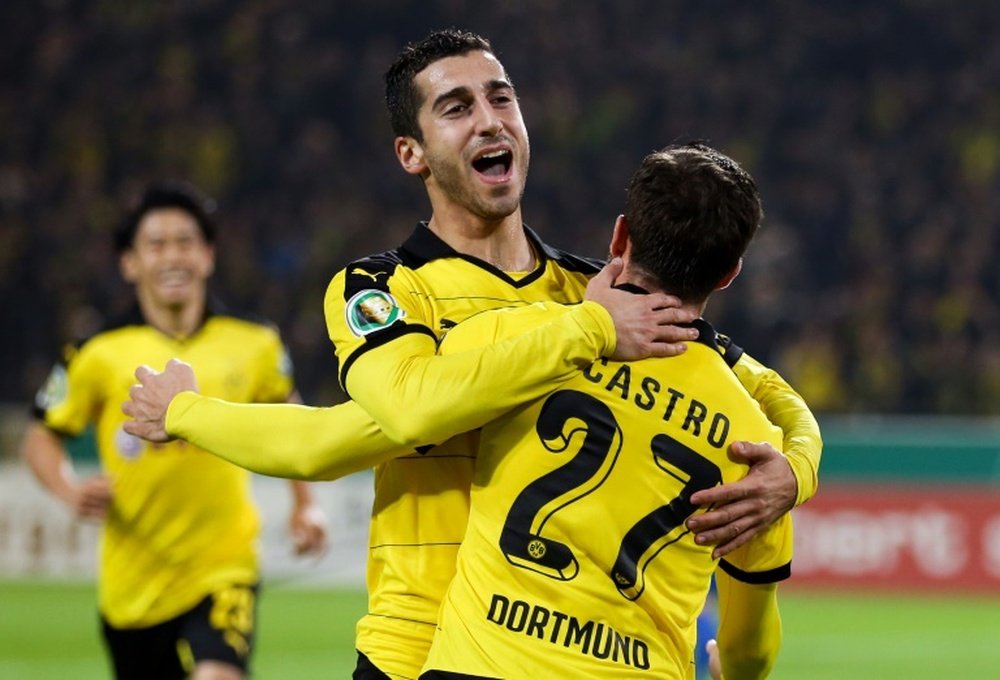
[162,225,818,677]
[422,302,792,679]
[168,394,403,480]
[324,233,601,680]
[40,316,291,627]
[731,353,822,506]
[715,571,782,680]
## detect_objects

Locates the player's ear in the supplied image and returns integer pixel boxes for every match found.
[715,258,743,291]
[609,215,630,258]
[119,250,138,283]
[202,244,216,278]
[396,136,428,176]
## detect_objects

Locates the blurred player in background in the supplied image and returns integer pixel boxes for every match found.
[421,143,793,680]
[123,30,820,680]
[20,182,328,680]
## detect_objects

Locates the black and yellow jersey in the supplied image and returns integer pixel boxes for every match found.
[158,221,819,678]
[423,301,792,679]
[325,224,608,678]
[34,306,292,628]
[322,224,813,679]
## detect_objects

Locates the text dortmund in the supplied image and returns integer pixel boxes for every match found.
[487,593,651,670]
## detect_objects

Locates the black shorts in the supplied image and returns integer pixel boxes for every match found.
[353,651,393,680]
[101,583,259,680]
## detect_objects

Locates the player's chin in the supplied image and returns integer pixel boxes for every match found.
[155,284,198,306]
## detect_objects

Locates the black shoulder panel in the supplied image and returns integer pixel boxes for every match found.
[715,332,745,369]
[343,250,405,298]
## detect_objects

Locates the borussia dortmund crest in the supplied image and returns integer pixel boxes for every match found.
[346,289,405,336]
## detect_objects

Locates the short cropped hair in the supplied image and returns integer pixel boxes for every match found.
[384,28,495,142]
[625,143,763,303]
[115,181,217,252]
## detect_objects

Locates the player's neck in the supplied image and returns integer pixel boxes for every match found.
[137,294,207,339]
[427,210,535,271]
[617,272,707,319]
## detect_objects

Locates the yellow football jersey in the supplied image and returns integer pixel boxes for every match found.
[35,307,292,628]
[325,225,601,678]
[423,302,793,679]
[324,224,810,679]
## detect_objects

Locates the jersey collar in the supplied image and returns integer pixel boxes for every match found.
[401,221,551,280]
[123,300,219,339]
[610,283,721,353]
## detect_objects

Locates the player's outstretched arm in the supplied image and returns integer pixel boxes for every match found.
[687,353,822,558]
[123,360,412,480]
[346,259,698,448]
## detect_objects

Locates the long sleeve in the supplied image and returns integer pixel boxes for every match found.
[344,301,615,447]
[166,392,408,481]
[714,569,782,680]
[733,352,822,506]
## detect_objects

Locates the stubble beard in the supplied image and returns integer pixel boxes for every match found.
[427,147,529,223]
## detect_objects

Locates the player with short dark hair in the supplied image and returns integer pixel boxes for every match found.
[421,143,792,679]
[384,29,495,141]
[21,181,328,680]
[123,30,820,680]
[114,181,217,253]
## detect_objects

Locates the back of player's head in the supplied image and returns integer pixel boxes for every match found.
[385,28,496,142]
[115,181,217,252]
[625,143,762,303]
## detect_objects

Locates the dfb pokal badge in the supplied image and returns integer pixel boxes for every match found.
[346,289,405,337]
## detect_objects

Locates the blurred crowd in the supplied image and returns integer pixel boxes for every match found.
[1,0,997,414]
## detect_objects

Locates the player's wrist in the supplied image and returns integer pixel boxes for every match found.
[164,390,201,437]
[575,300,617,357]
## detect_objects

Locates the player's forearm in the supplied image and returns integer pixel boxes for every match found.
[20,424,79,505]
[733,353,822,506]
[166,393,408,480]
[715,571,782,680]
[346,301,615,447]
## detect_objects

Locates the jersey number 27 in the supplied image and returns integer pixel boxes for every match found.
[498,389,722,600]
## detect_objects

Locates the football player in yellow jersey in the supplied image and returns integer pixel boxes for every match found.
[20,183,328,680]
[123,31,820,680]
[421,143,793,680]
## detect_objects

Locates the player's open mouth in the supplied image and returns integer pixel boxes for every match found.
[158,270,193,288]
[472,149,513,180]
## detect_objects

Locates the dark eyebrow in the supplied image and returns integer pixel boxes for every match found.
[484,78,514,94]
[431,79,514,111]
[431,86,472,112]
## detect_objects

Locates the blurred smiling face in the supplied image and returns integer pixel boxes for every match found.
[120,207,215,311]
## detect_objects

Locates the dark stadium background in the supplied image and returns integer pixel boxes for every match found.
[1,0,996,415]
[1,2,998,678]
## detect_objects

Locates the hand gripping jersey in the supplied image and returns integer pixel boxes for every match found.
[34,307,292,628]
[422,302,793,679]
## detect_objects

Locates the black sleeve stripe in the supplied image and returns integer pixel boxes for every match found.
[337,323,437,395]
[718,558,791,584]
